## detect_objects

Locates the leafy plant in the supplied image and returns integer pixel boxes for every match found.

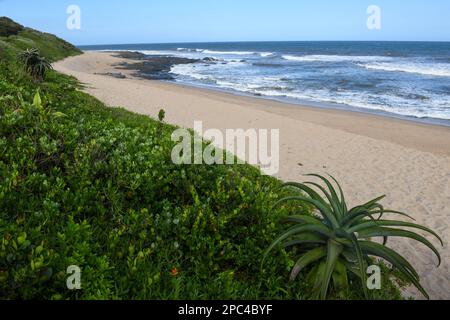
[18,48,53,82]
[158,109,166,122]
[264,174,443,300]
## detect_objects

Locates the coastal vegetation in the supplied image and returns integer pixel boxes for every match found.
[18,48,53,82]
[0,18,440,300]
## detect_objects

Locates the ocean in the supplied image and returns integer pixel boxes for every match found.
[80,41,450,124]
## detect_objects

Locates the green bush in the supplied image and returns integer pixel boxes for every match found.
[0,17,24,37]
[0,64,312,299]
[0,18,80,61]
[18,48,53,82]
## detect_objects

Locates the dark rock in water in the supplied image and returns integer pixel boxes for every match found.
[113,51,147,60]
[117,55,200,81]
[95,72,127,79]
[202,57,219,62]
[253,62,283,68]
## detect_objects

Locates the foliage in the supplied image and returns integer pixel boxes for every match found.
[264,174,442,300]
[1,17,80,61]
[0,62,314,299]
[0,17,24,37]
[18,48,53,82]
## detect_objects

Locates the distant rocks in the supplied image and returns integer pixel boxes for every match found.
[115,53,200,80]
[202,57,219,62]
[109,51,223,80]
[113,51,147,60]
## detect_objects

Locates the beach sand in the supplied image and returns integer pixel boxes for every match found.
[55,51,450,300]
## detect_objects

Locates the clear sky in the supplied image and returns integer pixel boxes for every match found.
[1,0,450,45]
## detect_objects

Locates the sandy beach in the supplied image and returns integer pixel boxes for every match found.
[54,51,450,299]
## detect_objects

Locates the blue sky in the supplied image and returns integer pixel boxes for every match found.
[1,0,449,45]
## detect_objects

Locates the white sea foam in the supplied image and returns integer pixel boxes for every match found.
[360,62,450,77]
[282,54,392,63]
[177,48,205,52]
[260,52,276,57]
[177,48,274,57]
[137,50,177,56]
[202,50,257,55]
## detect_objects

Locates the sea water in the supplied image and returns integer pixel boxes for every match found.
[81,41,450,124]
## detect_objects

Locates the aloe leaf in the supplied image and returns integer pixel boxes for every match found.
[283,233,327,248]
[344,208,414,227]
[358,241,429,299]
[283,214,323,225]
[306,174,340,202]
[332,259,349,297]
[262,224,332,264]
[357,227,441,266]
[320,240,343,299]
[348,233,369,299]
[290,247,327,281]
[328,174,348,214]
[350,220,443,246]
[282,182,328,205]
[304,181,342,220]
[273,196,339,228]
[312,261,326,300]
[358,241,420,279]
[347,196,386,216]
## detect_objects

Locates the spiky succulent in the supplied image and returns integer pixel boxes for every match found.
[264,174,442,300]
[18,48,53,82]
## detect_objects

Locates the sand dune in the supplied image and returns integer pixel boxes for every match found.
[55,51,450,299]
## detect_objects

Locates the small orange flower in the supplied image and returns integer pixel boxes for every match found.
[170,268,179,277]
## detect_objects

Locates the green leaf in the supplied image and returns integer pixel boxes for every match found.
[332,259,349,298]
[273,196,339,228]
[290,247,327,281]
[350,220,443,246]
[33,90,42,110]
[358,241,429,299]
[320,240,343,299]
[357,227,441,266]
[263,223,332,264]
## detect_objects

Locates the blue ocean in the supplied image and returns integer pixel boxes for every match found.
[81,42,450,123]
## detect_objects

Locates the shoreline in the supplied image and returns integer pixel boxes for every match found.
[54,51,450,300]
[89,50,450,157]
[84,50,450,156]
[160,79,450,156]
[86,49,450,128]
[163,79,450,129]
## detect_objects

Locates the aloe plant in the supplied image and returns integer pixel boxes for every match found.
[18,48,53,82]
[264,174,442,300]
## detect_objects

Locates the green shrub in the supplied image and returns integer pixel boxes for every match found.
[0,66,314,299]
[0,17,24,37]
[18,48,53,82]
